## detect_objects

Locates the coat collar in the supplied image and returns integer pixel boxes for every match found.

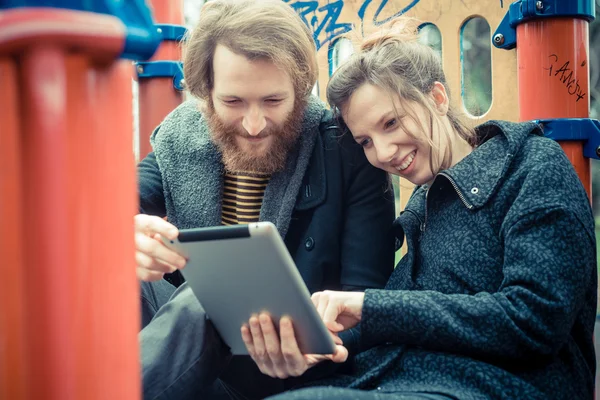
[432,120,541,210]
[151,95,328,239]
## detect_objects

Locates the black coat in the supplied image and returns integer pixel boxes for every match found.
[137,102,397,399]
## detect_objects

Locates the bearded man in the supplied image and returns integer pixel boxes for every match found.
[134,0,395,399]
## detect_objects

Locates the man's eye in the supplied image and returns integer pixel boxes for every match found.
[223,99,240,105]
[265,99,283,104]
[384,118,397,129]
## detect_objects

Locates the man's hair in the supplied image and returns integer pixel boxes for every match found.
[183,0,318,101]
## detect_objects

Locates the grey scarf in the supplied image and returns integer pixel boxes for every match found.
[151,95,326,239]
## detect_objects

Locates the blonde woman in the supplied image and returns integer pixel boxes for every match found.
[244,20,597,400]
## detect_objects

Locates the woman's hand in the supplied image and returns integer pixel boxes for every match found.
[134,214,187,281]
[241,313,348,379]
[311,290,365,333]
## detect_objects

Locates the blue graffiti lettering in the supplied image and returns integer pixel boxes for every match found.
[284,0,352,50]
[358,0,420,30]
[284,0,422,50]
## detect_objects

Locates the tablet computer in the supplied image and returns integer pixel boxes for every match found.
[161,222,336,355]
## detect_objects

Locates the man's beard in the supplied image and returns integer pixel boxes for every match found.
[205,98,306,174]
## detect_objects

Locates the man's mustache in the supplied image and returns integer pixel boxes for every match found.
[237,133,270,139]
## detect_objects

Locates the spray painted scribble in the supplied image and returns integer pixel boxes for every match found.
[284,0,422,50]
[283,0,352,50]
[358,0,420,27]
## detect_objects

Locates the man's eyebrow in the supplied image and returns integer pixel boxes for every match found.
[261,92,290,99]
[215,92,291,99]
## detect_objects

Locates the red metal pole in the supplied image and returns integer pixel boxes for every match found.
[0,56,27,400]
[0,9,141,400]
[517,18,591,197]
[137,0,185,161]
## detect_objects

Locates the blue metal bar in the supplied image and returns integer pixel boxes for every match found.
[155,24,187,42]
[1,0,161,60]
[135,60,185,91]
[492,0,596,50]
[537,118,600,159]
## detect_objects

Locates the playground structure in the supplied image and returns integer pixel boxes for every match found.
[0,0,598,399]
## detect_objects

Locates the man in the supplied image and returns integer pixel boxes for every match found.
[135,0,396,398]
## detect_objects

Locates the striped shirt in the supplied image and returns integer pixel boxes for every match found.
[221,171,270,225]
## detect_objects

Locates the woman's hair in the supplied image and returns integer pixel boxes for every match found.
[327,18,477,173]
[183,0,318,101]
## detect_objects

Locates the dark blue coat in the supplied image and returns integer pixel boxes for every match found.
[319,121,596,399]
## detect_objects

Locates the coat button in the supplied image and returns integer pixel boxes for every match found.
[471,187,479,194]
[304,237,315,251]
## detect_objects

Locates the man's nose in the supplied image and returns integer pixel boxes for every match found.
[242,107,267,136]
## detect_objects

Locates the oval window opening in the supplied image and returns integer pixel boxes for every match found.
[461,17,492,117]
[418,23,442,60]
[329,38,354,76]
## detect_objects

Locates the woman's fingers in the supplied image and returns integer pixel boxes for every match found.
[329,345,349,363]
[241,324,256,357]
[323,302,345,332]
[316,291,329,319]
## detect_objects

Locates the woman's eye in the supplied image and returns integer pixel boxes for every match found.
[384,118,397,129]
[223,99,240,105]
[265,99,283,104]
[359,138,372,147]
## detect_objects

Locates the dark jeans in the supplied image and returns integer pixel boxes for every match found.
[139,281,454,400]
[141,280,285,400]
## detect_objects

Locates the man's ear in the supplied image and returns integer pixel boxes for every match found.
[430,82,449,116]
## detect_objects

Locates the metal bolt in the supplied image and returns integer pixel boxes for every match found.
[536,1,544,11]
[157,27,163,34]
[493,34,505,46]
[179,79,186,89]
[596,146,600,158]
[136,65,144,74]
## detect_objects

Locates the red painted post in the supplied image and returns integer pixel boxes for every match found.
[517,18,591,197]
[137,0,185,161]
[0,56,27,400]
[0,9,141,400]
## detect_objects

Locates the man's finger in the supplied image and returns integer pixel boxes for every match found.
[135,233,186,269]
[135,248,178,274]
[136,268,164,282]
[135,214,179,239]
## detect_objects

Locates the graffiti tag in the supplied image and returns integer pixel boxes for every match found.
[285,0,422,50]
[544,54,587,103]
[284,1,352,50]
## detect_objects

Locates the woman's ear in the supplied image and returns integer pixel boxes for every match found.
[430,82,449,116]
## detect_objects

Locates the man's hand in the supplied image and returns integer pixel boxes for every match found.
[311,291,365,333]
[241,313,348,379]
[134,214,187,281]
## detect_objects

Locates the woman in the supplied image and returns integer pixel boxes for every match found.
[242,20,597,400]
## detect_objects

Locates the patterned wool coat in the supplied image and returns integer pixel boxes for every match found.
[303,120,597,400]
